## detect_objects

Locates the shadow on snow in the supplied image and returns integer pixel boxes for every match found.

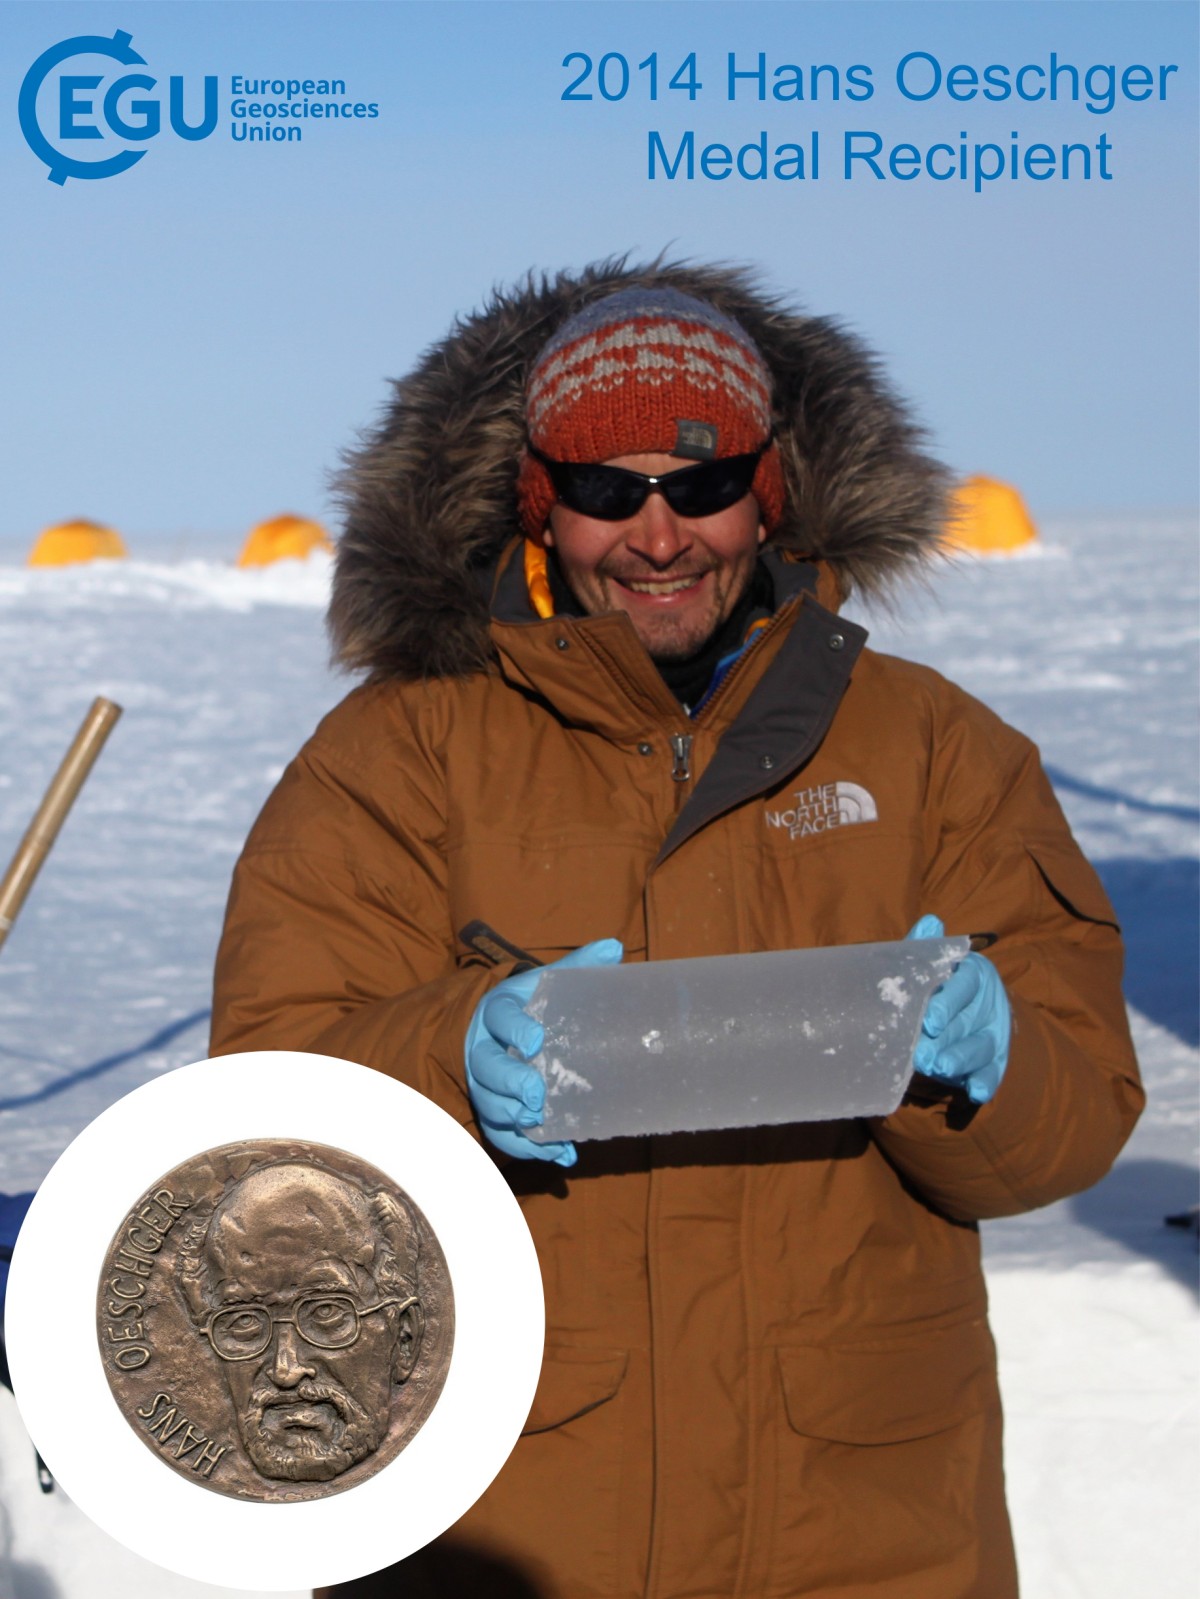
[1092,857,1199,1046]
[1068,1157,1199,1295]
[0,1010,211,1113]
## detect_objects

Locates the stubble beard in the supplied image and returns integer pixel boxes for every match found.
[590,560,736,663]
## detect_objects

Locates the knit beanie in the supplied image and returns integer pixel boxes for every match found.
[517,286,785,538]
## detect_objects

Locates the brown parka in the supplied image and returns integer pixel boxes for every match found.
[210,263,1143,1599]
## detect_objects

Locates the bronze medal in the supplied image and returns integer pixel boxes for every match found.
[95,1139,454,1502]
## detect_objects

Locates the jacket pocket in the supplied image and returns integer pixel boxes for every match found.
[1025,837,1120,931]
[450,839,650,968]
[467,1347,632,1596]
[776,1314,997,1444]
[762,1320,1011,1596]
[521,1345,628,1434]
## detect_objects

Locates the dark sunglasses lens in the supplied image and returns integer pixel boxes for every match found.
[661,456,759,517]
[547,452,761,521]
[551,462,646,520]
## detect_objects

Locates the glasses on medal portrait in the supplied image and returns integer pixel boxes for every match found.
[203,1293,419,1361]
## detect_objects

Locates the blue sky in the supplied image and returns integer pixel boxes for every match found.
[2,1,1196,548]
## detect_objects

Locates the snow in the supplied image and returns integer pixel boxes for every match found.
[877,976,910,1011]
[543,1056,594,1095]
[1,517,1197,1597]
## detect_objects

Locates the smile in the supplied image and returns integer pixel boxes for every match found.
[620,575,706,596]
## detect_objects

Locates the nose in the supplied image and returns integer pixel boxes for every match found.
[625,489,694,568]
[270,1323,317,1387]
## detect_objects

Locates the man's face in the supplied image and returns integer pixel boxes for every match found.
[545,452,766,662]
[204,1188,417,1483]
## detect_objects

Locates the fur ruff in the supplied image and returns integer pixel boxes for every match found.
[330,258,951,680]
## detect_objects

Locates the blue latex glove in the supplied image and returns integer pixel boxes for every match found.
[907,915,1011,1104]
[466,938,624,1167]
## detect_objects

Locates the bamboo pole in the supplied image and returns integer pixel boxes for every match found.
[0,697,123,952]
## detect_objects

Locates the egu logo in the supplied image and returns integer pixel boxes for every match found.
[19,30,217,184]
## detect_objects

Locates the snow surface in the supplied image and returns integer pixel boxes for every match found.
[0,521,1196,1597]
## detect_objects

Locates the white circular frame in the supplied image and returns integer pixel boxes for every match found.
[6,1052,545,1592]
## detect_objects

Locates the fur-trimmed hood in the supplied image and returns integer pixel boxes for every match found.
[330,258,950,681]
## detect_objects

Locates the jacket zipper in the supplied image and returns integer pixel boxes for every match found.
[670,732,693,782]
[668,603,794,783]
[661,599,800,795]
[694,601,795,727]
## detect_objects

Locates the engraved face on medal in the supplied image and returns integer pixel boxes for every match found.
[95,1140,454,1501]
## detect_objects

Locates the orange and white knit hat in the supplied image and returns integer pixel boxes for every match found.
[517,287,784,538]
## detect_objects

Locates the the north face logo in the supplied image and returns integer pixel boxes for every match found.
[765,781,878,840]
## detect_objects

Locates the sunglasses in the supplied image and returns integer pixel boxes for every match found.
[530,445,763,522]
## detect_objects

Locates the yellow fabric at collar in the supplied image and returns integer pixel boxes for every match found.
[524,539,555,619]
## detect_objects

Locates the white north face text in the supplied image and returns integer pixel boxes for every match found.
[765,781,878,841]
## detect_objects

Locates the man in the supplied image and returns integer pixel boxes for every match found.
[177,1161,425,1484]
[212,264,1143,1595]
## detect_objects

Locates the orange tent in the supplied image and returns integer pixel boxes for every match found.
[236,514,332,567]
[27,519,128,567]
[947,476,1038,553]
